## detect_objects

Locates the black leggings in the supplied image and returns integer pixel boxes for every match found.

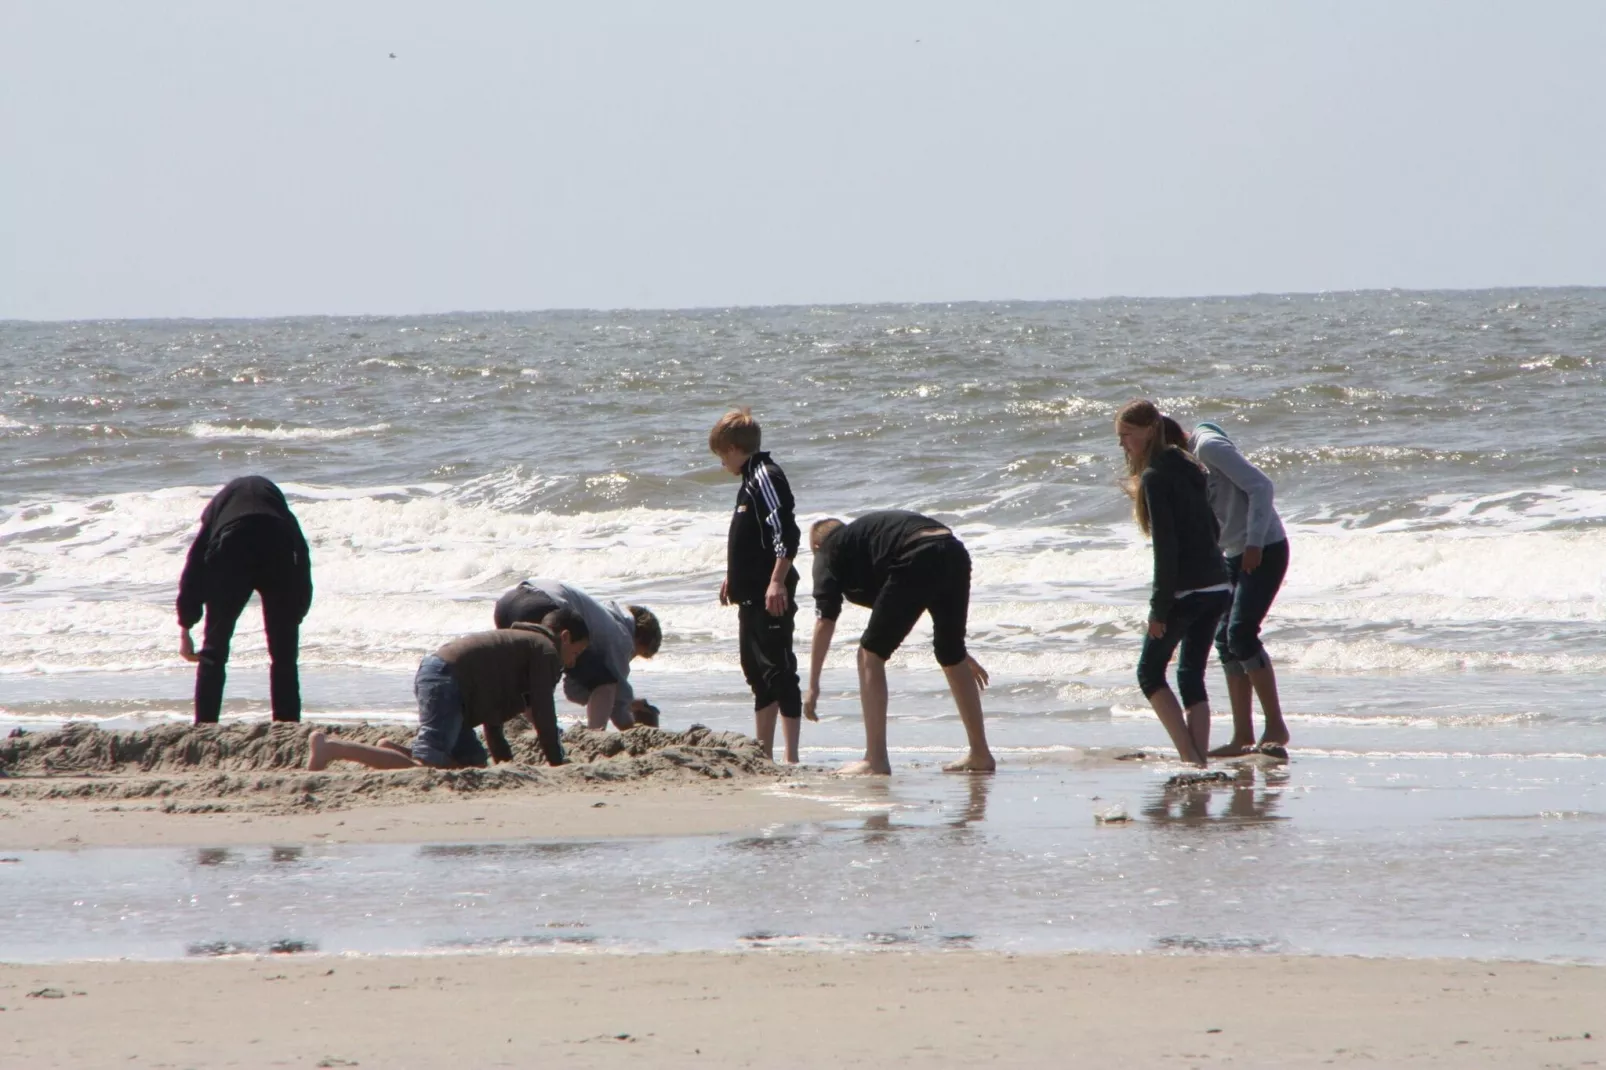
[1136,589,1232,709]
[195,519,305,724]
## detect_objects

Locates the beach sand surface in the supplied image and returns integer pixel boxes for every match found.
[0,721,842,848]
[2,952,1600,1068]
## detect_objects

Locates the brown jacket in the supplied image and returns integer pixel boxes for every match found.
[435,622,564,764]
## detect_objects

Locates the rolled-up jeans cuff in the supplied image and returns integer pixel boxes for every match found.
[1235,649,1271,673]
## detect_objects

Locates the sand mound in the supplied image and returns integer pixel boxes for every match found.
[0,721,778,812]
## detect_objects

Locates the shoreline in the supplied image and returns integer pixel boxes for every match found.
[3,951,1600,1068]
[0,777,846,850]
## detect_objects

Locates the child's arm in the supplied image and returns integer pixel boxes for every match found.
[765,555,793,616]
[803,617,834,721]
[482,719,514,764]
[522,678,567,766]
[757,461,799,616]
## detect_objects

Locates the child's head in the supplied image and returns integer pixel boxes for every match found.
[709,407,762,474]
[1114,398,1166,467]
[627,605,662,660]
[809,517,844,552]
[1114,399,1194,536]
[542,606,591,667]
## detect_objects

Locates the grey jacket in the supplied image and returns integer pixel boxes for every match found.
[1187,422,1286,557]
[518,578,637,724]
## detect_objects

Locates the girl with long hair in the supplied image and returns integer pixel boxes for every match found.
[1115,399,1231,766]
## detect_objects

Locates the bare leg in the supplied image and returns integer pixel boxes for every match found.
[1208,672,1257,757]
[307,729,420,771]
[378,739,413,757]
[780,713,801,764]
[753,702,779,761]
[839,648,892,775]
[1249,661,1289,746]
[1146,686,1207,767]
[940,657,995,772]
[1185,700,1212,760]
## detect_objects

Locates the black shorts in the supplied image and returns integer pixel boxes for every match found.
[859,536,971,667]
[738,601,801,718]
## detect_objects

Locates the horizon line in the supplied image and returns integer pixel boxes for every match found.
[4,282,1602,327]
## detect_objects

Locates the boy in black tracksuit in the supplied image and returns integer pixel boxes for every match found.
[709,408,804,762]
[176,475,313,724]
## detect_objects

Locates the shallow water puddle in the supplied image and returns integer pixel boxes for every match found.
[3,754,1602,964]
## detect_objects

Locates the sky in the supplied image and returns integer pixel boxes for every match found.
[3,1,1604,320]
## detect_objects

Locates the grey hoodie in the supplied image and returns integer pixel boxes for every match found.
[517,579,637,725]
[1187,422,1286,557]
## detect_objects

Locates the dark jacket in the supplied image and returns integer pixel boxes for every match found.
[176,476,312,628]
[435,622,565,762]
[436,623,564,729]
[726,451,800,605]
[812,510,949,621]
[1141,447,1229,619]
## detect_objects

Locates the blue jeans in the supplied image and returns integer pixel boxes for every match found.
[1216,538,1289,675]
[411,655,489,768]
[1137,589,1233,708]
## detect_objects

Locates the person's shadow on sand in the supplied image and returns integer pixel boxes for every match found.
[1142,765,1288,827]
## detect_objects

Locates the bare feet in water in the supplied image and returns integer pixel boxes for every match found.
[1208,739,1256,758]
[837,758,892,776]
[942,753,997,773]
[306,730,329,771]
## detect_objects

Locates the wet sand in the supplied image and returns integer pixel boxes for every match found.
[0,721,841,848]
[2,952,1601,1068]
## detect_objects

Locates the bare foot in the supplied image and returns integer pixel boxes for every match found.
[1255,741,1290,760]
[306,730,329,771]
[378,739,413,757]
[942,753,997,773]
[837,759,892,776]
[1208,740,1255,758]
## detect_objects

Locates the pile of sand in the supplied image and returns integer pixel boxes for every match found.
[0,721,778,812]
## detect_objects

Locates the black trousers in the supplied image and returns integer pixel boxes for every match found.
[195,519,305,724]
[738,600,802,719]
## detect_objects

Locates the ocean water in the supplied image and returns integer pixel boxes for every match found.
[2,289,1603,962]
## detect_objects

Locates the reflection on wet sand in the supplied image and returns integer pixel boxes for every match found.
[947,773,991,830]
[1143,766,1289,827]
[416,841,599,861]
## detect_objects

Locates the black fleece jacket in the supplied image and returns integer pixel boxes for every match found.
[176,476,312,628]
[1140,448,1228,619]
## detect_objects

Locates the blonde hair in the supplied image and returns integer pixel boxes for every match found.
[708,408,761,455]
[1116,399,1207,535]
[1115,399,1166,536]
[810,517,844,548]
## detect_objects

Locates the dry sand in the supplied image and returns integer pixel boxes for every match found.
[0,721,843,849]
[2,952,1601,1069]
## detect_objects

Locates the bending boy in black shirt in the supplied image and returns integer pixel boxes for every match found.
[806,510,996,776]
